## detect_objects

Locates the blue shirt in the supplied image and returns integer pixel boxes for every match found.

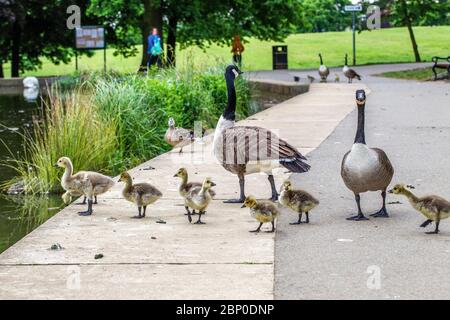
[148,34,161,54]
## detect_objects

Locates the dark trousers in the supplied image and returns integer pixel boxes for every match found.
[148,54,162,68]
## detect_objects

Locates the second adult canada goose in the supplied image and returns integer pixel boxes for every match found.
[341,90,394,221]
[318,53,330,82]
[164,117,194,153]
[343,54,361,83]
[389,184,450,234]
[54,157,114,216]
[213,65,310,203]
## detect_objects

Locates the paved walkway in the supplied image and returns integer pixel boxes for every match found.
[0,82,363,299]
[275,65,450,299]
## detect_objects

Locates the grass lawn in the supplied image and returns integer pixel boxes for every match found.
[377,67,439,81]
[3,26,450,77]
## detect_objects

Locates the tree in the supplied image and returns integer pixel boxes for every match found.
[0,1,96,77]
[88,0,303,67]
[296,0,352,33]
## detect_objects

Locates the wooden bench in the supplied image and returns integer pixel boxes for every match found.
[432,56,450,80]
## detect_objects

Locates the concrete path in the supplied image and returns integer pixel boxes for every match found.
[275,68,450,299]
[0,83,364,299]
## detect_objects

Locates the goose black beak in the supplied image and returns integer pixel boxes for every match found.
[173,174,178,177]
[211,182,216,187]
[240,204,246,208]
[53,163,59,168]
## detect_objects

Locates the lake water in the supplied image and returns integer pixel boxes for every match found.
[0,92,63,253]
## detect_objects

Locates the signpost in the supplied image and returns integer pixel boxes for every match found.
[344,5,362,66]
[74,26,106,72]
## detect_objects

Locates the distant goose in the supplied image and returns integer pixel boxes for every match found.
[318,53,330,82]
[341,90,394,221]
[213,65,310,203]
[307,75,315,83]
[164,117,194,153]
[343,54,361,83]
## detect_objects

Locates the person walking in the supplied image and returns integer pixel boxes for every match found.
[231,35,244,67]
[147,28,163,68]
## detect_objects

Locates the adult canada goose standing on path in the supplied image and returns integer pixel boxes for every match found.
[343,54,361,83]
[318,53,330,82]
[213,65,310,203]
[341,90,394,221]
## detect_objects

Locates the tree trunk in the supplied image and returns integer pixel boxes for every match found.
[11,19,22,77]
[0,61,4,78]
[141,0,163,67]
[166,16,177,66]
[400,0,421,62]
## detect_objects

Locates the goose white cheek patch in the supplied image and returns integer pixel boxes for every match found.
[232,69,239,78]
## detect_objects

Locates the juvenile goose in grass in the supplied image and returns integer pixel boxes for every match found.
[164,117,194,153]
[279,180,319,225]
[389,184,450,234]
[318,53,330,82]
[184,177,216,224]
[118,172,162,219]
[341,90,394,221]
[213,65,310,203]
[241,196,279,233]
[55,157,114,216]
[173,168,216,215]
[343,54,361,83]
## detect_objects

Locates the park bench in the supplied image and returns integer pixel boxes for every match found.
[432,56,450,80]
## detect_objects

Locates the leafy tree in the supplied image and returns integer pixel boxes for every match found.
[296,0,352,33]
[88,0,303,67]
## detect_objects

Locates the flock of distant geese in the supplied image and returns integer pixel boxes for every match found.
[54,63,450,234]
[306,53,362,84]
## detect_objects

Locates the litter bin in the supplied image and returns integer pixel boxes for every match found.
[272,45,288,70]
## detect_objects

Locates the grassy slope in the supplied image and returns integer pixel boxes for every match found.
[378,67,436,81]
[3,26,450,76]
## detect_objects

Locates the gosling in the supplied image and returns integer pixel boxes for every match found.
[118,172,162,219]
[55,157,114,216]
[173,168,216,216]
[184,177,216,224]
[279,180,319,225]
[389,184,450,234]
[241,196,279,233]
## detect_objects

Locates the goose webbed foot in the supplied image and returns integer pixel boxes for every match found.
[224,197,245,204]
[370,208,389,218]
[265,221,276,233]
[131,207,144,219]
[78,199,93,216]
[346,213,368,221]
[225,176,245,203]
[290,213,303,225]
[194,211,205,224]
[425,230,439,234]
[250,223,263,233]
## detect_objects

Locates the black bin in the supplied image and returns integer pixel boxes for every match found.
[272,45,288,70]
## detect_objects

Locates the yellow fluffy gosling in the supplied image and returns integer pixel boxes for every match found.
[241,196,279,233]
[118,172,162,219]
[389,184,450,234]
[55,157,114,216]
[184,177,216,224]
[279,180,319,225]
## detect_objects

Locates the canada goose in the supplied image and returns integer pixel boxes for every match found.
[118,172,162,219]
[318,53,330,82]
[173,168,216,215]
[389,184,450,234]
[184,177,216,224]
[334,73,340,83]
[343,54,361,83]
[341,90,394,221]
[241,196,279,232]
[54,157,114,216]
[279,180,319,225]
[164,117,194,153]
[307,75,315,83]
[213,65,310,203]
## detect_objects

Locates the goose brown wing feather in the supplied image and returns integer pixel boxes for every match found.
[132,183,162,197]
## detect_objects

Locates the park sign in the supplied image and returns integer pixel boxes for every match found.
[75,26,105,49]
[344,5,362,12]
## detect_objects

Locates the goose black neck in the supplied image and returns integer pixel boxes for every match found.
[319,54,323,65]
[345,55,348,66]
[354,104,366,144]
[223,74,236,121]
